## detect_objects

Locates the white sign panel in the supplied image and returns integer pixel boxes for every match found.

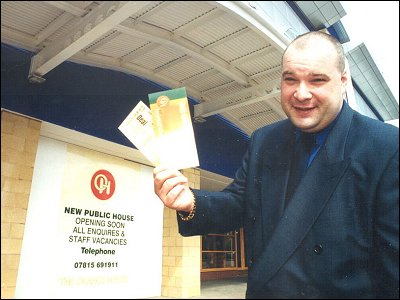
[16,137,163,299]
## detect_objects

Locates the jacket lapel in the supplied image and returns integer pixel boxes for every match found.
[249,102,354,293]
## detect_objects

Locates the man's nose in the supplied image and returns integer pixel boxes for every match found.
[294,82,312,101]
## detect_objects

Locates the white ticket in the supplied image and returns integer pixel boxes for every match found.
[118,101,159,165]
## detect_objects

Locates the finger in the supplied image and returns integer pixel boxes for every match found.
[158,175,188,199]
[164,185,193,212]
[153,165,167,178]
[163,184,186,209]
[153,168,183,192]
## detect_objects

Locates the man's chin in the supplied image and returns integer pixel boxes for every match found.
[290,118,317,132]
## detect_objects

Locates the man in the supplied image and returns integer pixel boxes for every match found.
[153,31,399,298]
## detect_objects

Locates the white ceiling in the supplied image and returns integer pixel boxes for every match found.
[1,1,292,136]
[2,1,397,137]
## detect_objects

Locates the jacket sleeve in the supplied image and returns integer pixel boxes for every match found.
[177,131,258,236]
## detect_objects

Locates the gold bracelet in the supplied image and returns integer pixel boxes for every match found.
[178,189,196,221]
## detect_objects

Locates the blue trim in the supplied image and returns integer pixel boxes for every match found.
[327,26,339,41]
[327,21,350,44]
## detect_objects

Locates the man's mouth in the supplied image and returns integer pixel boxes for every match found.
[294,106,314,111]
[293,106,315,116]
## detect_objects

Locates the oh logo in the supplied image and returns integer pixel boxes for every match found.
[91,170,115,200]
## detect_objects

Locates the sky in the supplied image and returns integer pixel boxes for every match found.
[339,1,399,103]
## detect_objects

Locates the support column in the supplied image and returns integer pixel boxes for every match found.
[1,111,41,299]
[161,168,201,298]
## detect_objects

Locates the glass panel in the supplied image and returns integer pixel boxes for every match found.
[201,231,239,269]
[202,252,237,269]
[202,234,235,251]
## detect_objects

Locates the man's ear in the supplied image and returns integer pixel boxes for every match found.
[342,58,351,97]
[341,70,349,94]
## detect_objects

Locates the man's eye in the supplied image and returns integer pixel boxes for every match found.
[284,77,296,81]
[312,78,325,82]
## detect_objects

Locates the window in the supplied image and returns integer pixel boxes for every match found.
[201,229,246,271]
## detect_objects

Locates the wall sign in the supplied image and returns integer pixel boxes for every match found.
[16,137,163,299]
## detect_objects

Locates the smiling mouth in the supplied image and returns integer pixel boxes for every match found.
[294,106,314,111]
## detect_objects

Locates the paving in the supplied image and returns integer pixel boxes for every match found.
[148,276,247,299]
[194,276,247,299]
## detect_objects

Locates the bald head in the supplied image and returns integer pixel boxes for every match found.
[283,31,345,73]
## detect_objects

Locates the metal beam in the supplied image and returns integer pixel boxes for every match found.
[83,30,122,53]
[34,13,75,46]
[28,1,151,81]
[43,1,87,16]
[201,80,237,95]
[121,42,162,62]
[194,86,281,118]
[230,45,276,66]
[181,69,219,85]
[174,9,225,37]
[116,22,250,86]
[203,27,250,51]
[249,65,281,79]
[262,94,287,119]
[154,55,191,73]
[70,51,205,103]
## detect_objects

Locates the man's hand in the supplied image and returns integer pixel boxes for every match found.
[153,166,194,213]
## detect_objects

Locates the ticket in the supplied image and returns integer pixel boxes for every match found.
[149,87,199,170]
[118,101,159,165]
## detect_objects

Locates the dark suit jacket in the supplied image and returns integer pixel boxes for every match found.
[178,101,399,298]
